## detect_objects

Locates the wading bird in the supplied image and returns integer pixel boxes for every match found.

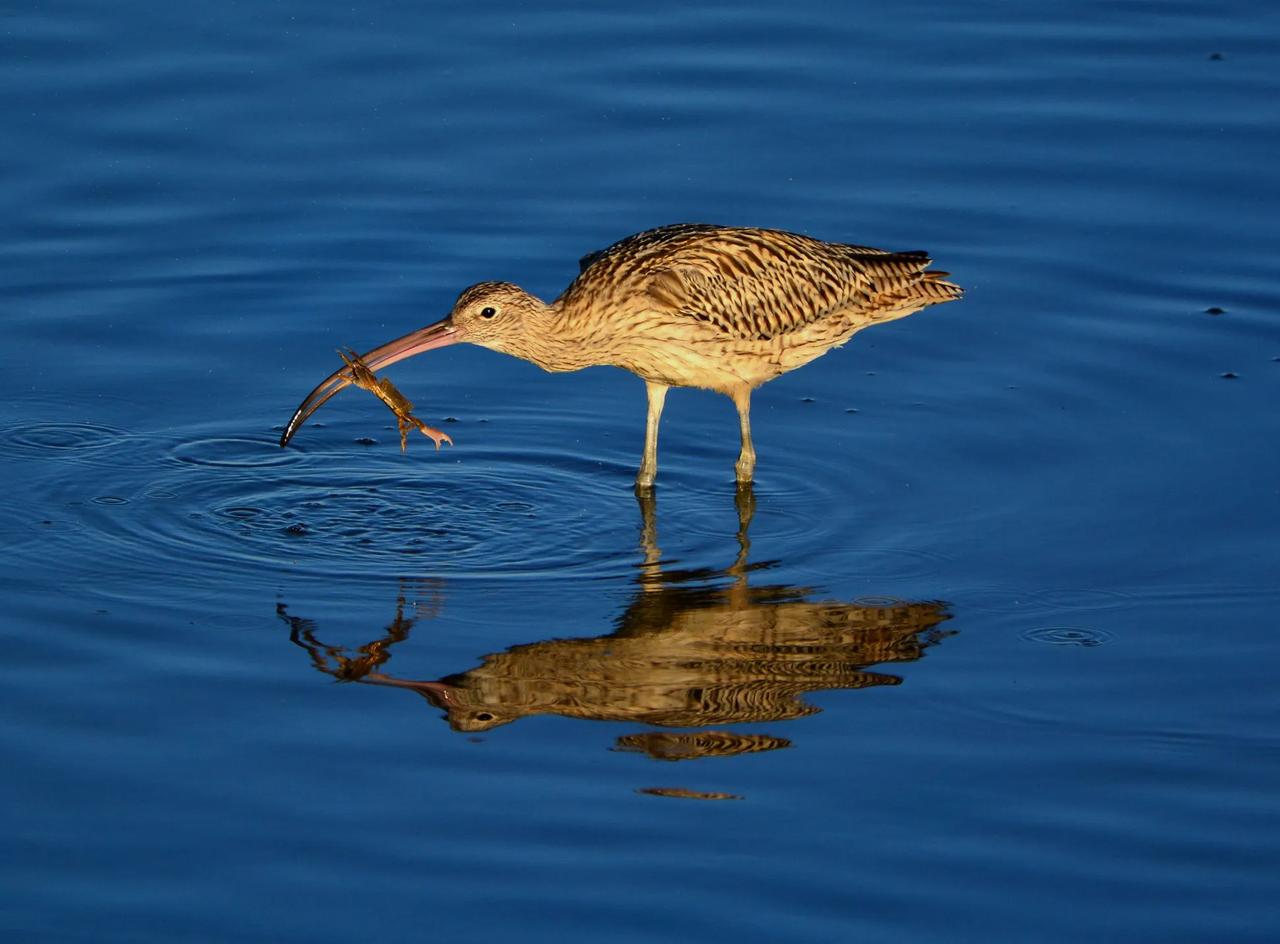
[280,224,962,488]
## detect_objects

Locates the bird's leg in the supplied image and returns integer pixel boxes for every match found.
[635,381,668,492]
[635,488,662,588]
[732,387,756,484]
[733,483,756,570]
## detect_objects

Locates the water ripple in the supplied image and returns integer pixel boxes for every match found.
[170,437,303,468]
[178,455,639,580]
[1021,626,1113,648]
[8,403,964,599]
[827,546,950,579]
[955,585,1135,615]
[27,425,649,593]
[4,421,130,456]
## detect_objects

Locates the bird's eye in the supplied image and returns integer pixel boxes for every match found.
[475,712,495,721]
[480,307,497,319]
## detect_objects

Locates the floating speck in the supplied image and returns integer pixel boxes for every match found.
[444,416,459,423]
[1205,306,1226,315]
[1221,372,1239,379]
[800,397,815,403]
[284,523,309,537]
[1208,51,1224,60]
[845,408,859,414]
[353,437,377,446]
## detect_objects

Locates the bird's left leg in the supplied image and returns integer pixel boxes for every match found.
[635,380,668,492]
[732,386,756,485]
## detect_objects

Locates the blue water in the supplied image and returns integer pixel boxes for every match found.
[3,1,1279,940]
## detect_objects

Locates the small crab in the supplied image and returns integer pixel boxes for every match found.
[336,348,452,452]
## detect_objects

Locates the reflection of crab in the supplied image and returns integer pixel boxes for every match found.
[337,348,452,452]
[278,581,445,683]
[279,597,497,729]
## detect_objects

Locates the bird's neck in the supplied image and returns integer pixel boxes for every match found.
[509,297,603,373]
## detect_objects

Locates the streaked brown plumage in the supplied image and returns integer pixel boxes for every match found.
[281,223,963,487]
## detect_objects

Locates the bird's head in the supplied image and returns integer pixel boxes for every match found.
[446,281,547,357]
[278,280,551,447]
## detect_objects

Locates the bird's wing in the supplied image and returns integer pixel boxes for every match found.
[640,233,957,341]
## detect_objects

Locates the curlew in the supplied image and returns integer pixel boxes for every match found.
[280,223,962,488]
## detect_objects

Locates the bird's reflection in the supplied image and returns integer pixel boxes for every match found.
[279,489,951,759]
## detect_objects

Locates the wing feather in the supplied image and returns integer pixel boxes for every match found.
[645,237,949,340]
[566,225,961,340]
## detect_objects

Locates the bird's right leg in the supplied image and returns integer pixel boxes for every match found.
[732,387,756,485]
[635,381,668,492]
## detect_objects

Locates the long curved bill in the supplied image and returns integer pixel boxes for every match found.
[279,317,463,447]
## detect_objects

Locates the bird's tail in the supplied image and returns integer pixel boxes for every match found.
[918,268,964,303]
[859,250,964,308]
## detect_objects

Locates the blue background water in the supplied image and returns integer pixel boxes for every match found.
[3,1,1279,940]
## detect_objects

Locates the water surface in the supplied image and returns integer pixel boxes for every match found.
[3,1,1279,941]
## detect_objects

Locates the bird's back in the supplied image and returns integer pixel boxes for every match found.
[563,224,960,333]
[555,224,962,390]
